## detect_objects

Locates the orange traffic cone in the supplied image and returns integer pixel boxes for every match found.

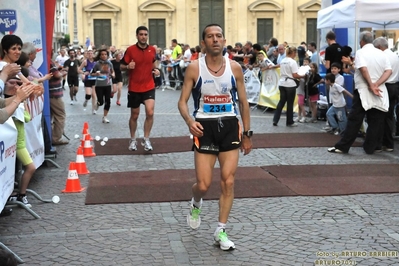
[62,162,86,193]
[75,147,90,175]
[81,123,93,147]
[83,134,96,157]
[81,128,89,147]
[83,121,89,132]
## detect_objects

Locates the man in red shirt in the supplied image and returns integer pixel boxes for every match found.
[121,26,160,151]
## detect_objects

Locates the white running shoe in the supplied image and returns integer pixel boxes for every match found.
[141,139,153,151]
[102,116,110,123]
[187,199,202,229]
[128,139,137,151]
[214,228,235,250]
[70,101,74,105]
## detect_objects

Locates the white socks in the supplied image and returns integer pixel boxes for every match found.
[215,222,226,235]
[192,198,202,208]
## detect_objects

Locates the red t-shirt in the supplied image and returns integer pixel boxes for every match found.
[122,43,156,92]
[191,52,199,61]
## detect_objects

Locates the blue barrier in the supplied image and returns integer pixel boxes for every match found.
[343,74,354,108]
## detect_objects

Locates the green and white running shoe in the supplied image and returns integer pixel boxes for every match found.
[214,228,235,250]
[187,199,202,229]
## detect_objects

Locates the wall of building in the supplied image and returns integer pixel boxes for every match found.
[68,0,321,50]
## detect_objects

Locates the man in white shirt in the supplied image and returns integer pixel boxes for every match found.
[276,44,286,65]
[182,44,192,68]
[55,48,69,89]
[308,42,318,64]
[373,37,399,152]
[269,44,286,70]
[55,48,69,68]
[328,31,392,154]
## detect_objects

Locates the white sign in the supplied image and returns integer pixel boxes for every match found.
[24,96,45,169]
[0,119,17,210]
[243,70,261,104]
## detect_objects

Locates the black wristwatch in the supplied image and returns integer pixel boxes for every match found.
[243,130,253,137]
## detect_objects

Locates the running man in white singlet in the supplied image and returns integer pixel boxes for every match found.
[178,24,252,251]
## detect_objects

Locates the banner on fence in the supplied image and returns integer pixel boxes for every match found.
[244,70,261,104]
[0,119,17,210]
[257,69,298,111]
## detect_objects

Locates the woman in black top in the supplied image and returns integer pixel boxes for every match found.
[111,50,123,106]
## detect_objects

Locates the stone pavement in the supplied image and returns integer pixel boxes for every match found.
[1,85,399,266]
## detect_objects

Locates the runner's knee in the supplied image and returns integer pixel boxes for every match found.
[196,181,210,194]
[220,176,234,192]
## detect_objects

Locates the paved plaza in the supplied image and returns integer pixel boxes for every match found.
[1,85,399,265]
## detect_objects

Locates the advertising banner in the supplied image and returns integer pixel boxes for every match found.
[0,119,17,210]
[25,96,45,169]
[0,1,50,168]
[258,69,298,112]
[243,70,261,104]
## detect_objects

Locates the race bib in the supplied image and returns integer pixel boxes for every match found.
[203,95,232,113]
[203,104,232,113]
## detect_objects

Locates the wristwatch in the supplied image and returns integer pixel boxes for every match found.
[243,130,253,137]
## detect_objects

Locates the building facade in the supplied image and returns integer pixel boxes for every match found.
[53,0,70,53]
[68,0,321,50]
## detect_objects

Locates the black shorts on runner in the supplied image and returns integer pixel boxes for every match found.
[112,75,123,84]
[193,116,241,155]
[67,76,79,87]
[84,79,96,87]
[127,89,155,108]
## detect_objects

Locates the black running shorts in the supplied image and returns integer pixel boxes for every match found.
[193,116,241,155]
[67,76,79,87]
[127,89,155,108]
[84,79,96,87]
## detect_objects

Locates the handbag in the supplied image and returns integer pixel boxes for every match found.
[286,77,300,87]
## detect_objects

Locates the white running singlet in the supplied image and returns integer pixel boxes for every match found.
[192,57,238,119]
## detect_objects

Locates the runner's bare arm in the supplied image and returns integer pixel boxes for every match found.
[231,60,250,131]
[78,60,87,73]
[231,60,252,155]
[178,61,203,137]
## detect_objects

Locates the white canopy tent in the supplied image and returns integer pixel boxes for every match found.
[317,0,399,30]
[317,0,399,54]
[315,0,399,103]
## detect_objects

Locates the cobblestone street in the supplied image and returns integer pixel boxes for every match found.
[1,86,398,265]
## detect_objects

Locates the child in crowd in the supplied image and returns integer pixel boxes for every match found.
[256,51,274,84]
[306,62,324,123]
[330,62,344,87]
[16,52,52,85]
[8,72,46,208]
[324,73,353,135]
[257,51,274,70]
[6,81,44,207]
[323,62,345,131]
[295,58,310,123]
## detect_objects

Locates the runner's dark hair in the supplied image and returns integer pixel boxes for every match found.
[202,24,224,40]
